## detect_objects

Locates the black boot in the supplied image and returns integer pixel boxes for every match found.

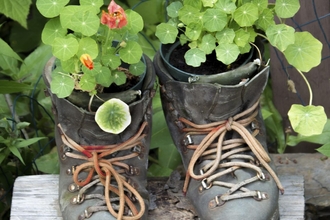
[154,51,283,220]
[44,55,155,220]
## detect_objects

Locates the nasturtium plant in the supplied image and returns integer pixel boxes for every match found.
[155,0,326,137]
[95,98,131,134]
[36,0,145,99]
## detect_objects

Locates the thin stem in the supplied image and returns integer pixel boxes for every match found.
[249,42,262,64]
[296,69,313,105]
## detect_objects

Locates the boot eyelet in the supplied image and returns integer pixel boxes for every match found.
[253,191,268,201]
[68,183,80,192]
[209,195,225,209]
[71,194,85,204]
[84,208,93,218]
[201,178,212,190]
[125,165,140,176]
[257,172,266,181]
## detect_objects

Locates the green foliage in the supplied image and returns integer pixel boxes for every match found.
[156,0,322,72]
[0,0,32,29]
[155,0,326,138]
[36,0,145,98]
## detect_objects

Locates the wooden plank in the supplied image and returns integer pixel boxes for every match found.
[10,174,304,220]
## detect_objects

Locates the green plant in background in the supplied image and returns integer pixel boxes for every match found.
[155,0,327,142]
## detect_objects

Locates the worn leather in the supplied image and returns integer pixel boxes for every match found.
[44,55,155,220]
[154,51,280,220]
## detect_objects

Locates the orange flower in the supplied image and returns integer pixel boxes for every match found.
[80,54,94,70]
[101,0,127,29]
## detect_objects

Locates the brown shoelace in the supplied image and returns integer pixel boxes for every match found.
[58,122,147,220]
[180,99,284,203]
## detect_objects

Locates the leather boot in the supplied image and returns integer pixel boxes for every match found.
[43,55,155,220]
[153,51,283,220]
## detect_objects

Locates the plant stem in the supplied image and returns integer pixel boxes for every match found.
[297,69,313,105]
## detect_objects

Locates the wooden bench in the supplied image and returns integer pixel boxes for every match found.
[10,173,304,220]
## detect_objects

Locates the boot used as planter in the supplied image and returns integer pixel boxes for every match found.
[153,46,284,219]
[43,55,155,220]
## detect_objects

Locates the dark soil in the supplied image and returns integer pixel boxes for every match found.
[169,44,253,75]
[103,68,140,93]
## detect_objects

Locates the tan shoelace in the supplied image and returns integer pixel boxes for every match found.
[181,99,284,203]
[58,122,147,220]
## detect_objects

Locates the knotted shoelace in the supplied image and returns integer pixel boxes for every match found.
[181,99,284,203]
[58,122,148,220]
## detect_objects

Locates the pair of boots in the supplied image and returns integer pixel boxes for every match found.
[44,53,283,220]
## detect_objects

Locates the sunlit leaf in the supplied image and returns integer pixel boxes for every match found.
[215,0,237,14]
[184,48,206,67]
[166,1,183,18]
[215,28,235,44]
[288,104,327,136]
[155,23,178,44]
[129,60,146,76]
[215,43,240,65]
[52,37,79,61]
[266,24,295,51]
[50,69,75,98]
[284,32,322,72]
[119,41,143,64]
[275,0,300,18]
[316,143,330,158]
[200,34,216,54]
[125,10,144,34]
[77,37,98,59]
[203,9,227,32]
[233,3,258,27]
[36,0,69,18]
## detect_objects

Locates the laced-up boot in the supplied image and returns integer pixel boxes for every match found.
[43,55,155,220]
[153,51,284,220]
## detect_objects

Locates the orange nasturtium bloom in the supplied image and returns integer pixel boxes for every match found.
[101,0,127,29]
[80,54,94,70]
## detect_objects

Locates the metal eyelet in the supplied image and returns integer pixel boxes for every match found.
[125,165,140,176]
[257,172,266,181]
[71,194,85,204]
[201,178,213,190]
[253,191,268,201]
[84,209,93,218]
[68,183,80,192]
[209,194,225,209]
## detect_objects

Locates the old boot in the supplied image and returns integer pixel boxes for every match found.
[154,52,283,220]
[43,56,155,220]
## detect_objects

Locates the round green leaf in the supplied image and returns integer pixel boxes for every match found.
[167,1,183,18]
[184,48,206,67]
[203,9,227,32]
[288,104,327,136]
[215,43,240,65]
[233,3,259,27]
[185,22,202,41]
[102,53,121,70]
[234,29,250,47]
[112,70,126,86]
[95,98,131,134]
[266,24,295,51]
[71,11,99,36]
[256,8,275,31]
[155,23,178,44]
[215,0,237,14]
[200,34,216,55]
[77,37,98,59]
[252,0,268,11]
[129,61,146,76]
[41,18,67,45]
[125,10,144,34]
[215,28,235,44]
[50,70,74,98]
[283,32,322,72]
[80,0,103,13]
[79,73,96,92]
[119,41,143,64]
[178,5,201,25]
[275,0,300,18]
[36,0,69,18]
[95,66,112,87]
[52,37,79,61]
